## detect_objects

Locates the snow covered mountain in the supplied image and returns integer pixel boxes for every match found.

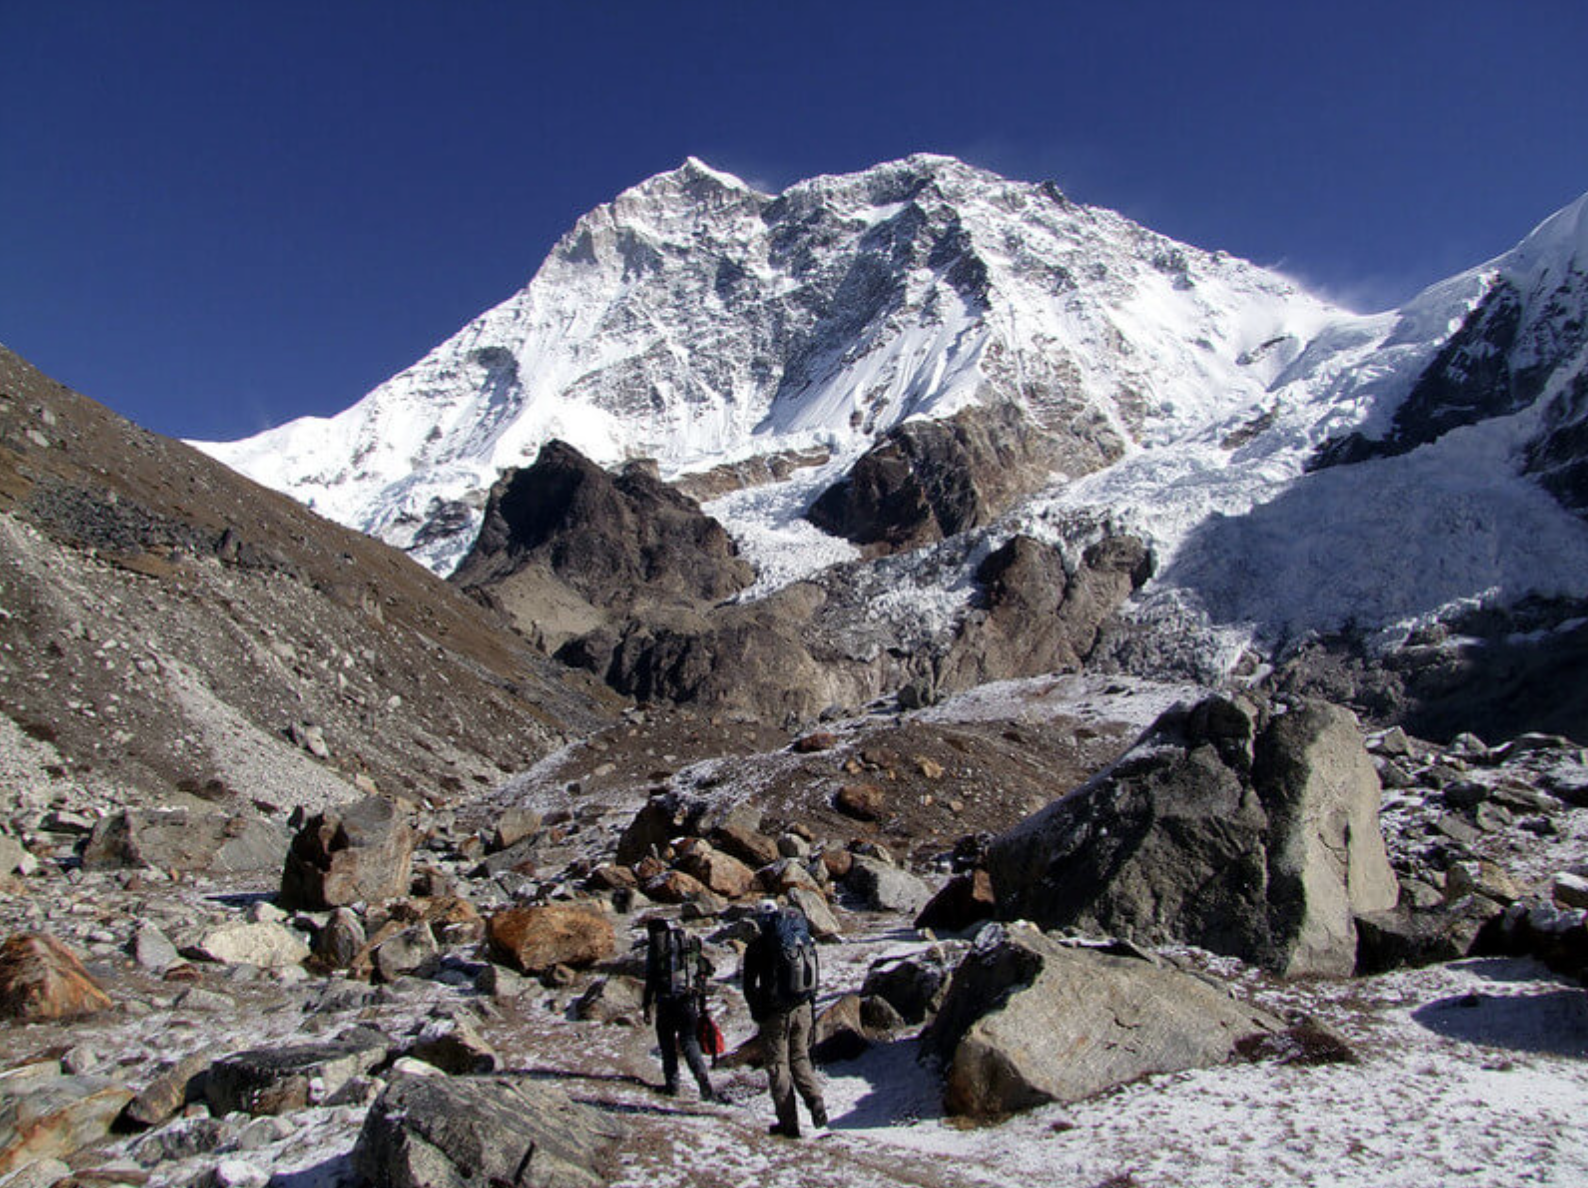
[195,157,1588,668]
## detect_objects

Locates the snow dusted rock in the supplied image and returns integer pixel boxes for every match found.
[485,904,615,975]
[844,855,933,915]
[988,696,1398,976]
[0,933,112,1021]
[279,796,415,911]
[925,924,1279,1117]
[369,923,441,983]
[193,922,310,969]
[205,1032,390,1117]
[573,975,645,1024]
[408,1014,499,1075]
[1555,872,1588,910]
[0,831,31,876]
[353,1071,625,1188]
[128,923,180,973]
[81,809,287,876]
[0,1074,134,1177]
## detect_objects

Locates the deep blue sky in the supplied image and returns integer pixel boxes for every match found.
[3,2,1585,441]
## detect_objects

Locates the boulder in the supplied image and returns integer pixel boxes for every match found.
[490,807,544,852]
[914,869,997,933]
[673,845,757,900]
[988,696,1398,976]
[486,905,615,975]
[811,994,871,1064]
[129,924,181,973]
[0,831,33,876]
[707,817,780,869]
[121,1052,212,1129]
[352,1071,626,1188]
[194,922,310,969]
[642,869,714,906]
[615,795,696,867]
[205,1033,390,1116]
[834,784,887,822]
[313,907,366,969]
[1354,900,1503,974]
[573,975,645,1024]
[370,923,441,983]
[0,934,112,1021]
[860,949,954,1025]
[925,925,1279,1117]
[409,1015,499,1075]
[279,797,415,911]
[82,809,287,875]
[845,856,933,915]
[0,1075,134,1177]
[786,886,844,941]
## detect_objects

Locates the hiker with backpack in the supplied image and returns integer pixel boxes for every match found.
[742,899,828,1138]
[642,916,719,1103]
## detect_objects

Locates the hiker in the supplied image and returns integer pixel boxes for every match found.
[743,899,828,1137]
[642,916,718,1102]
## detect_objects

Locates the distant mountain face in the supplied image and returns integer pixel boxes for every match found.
[196,154,1351,573]
[196,157,1588,696]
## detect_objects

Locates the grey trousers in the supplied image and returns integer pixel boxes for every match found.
[761,1000,825,1129]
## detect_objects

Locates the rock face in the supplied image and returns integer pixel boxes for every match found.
[451,440,754,651]
[805,405,1071,554]
[485,905,616,975]
[279,797,415,911]
[206,1034,390,1117]
[0,934,112,1021]
[987,696,1398,976]
[925,925,1280,1117]
[352,1071,625,1188]
[81,809,288,875]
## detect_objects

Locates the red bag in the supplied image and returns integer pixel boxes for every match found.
[697,1010,727,1064]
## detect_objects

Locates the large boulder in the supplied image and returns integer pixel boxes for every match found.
[987,696,1398,976]
[0,934,112,1021]
[279,797,415,911]
[82,809,287,875]
[485,905,615,975]
[0,1074,134,1177]
[673,843,757,900]
[845,856,933,915]
[352,1071,625,1188]
[925,925,1280,1117]
[194,922,310,969]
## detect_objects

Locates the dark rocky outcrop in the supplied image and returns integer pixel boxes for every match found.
[924,925,1280,1117]
[987,695,1399,976]
[805,405,1062,555]
[204,1032,390,1117]
[352,1071,625,1188]
[279,797,416,911]
[451,440,754,634]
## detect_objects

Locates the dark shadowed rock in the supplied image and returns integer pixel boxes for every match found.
[121,1053,212,1129]
[352,1071,625,1188]
[805,405,1070,554]
[914,869,996,933]
[925,924,1280,1117]
[82,809,288,875]
[279,797,415,911]
[861,949,954,1025]
[987,696,1398,976]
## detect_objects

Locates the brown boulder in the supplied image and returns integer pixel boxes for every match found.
[673,845,757,900]
[0,934,112,1021]
[642,869,714,905]
[835,784,887,822]
[485,905,615,975]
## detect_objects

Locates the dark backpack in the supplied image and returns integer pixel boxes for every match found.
[766,908,819,1006]
[653,926,702,999]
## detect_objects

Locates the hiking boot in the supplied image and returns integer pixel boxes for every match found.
[768,1122,800,1139]
[809,1104,828,1129]
[700,1088,720,1104]
[660,1083,678,1098]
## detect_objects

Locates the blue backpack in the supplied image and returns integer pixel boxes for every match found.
[767,908,819,1006]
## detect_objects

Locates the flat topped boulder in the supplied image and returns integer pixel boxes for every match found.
[925,924,1281,1117]
[279,796,415,910]
[82,808,287,875]
[988,695,1398,976]
[353,1071,626,1188]
[485,904,615,975]
[206,1033,391,1117]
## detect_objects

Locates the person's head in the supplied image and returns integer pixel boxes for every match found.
[646,916,669,936]
[757,898,779,919]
